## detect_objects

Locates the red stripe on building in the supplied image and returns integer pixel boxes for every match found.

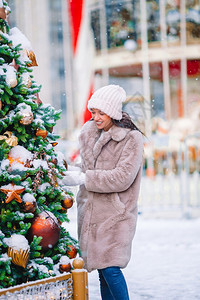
[68,0,84,54]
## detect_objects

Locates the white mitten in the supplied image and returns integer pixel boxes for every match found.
[62,171,85,186]
[67,165,82,172]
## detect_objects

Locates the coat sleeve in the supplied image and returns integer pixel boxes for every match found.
[85,131,143,193]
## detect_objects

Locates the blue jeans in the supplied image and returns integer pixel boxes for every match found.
[98,267,130,300]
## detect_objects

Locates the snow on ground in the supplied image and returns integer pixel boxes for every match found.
[67,202,200,300]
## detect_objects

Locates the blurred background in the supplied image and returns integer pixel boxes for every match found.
[7,0,200,218]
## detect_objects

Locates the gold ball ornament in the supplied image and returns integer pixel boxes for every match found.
[61,194,74,210]
[0,100,2,110]
[20,111,34,125]
[36,128,48,138]
[72,257,84,269]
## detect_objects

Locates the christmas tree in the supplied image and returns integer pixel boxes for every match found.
[0,0,79,289]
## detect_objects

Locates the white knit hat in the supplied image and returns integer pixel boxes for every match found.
[87,85,126,120]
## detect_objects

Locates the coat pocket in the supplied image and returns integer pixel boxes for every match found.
[111,193,126,214]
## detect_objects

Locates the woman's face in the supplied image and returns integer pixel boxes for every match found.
[91,109,113,131]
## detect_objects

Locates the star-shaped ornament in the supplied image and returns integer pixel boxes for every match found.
[0,183,25,203]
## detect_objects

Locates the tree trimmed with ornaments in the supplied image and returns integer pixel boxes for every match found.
[0,0,79,289]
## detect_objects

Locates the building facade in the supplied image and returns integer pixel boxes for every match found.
[89,0,200,134]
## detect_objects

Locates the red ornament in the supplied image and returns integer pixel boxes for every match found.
[67,244,77,259]
[61,194,74,210]
[28,211,60,251]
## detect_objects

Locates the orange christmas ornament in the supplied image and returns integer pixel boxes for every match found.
[59,256,71,273]
[21,200,36,213]
[67,244,78,259]
[21,194,37,213]
[61,194,74,210]
[0,183,25,203]
[59,262,72,273]
[36,128,47,139]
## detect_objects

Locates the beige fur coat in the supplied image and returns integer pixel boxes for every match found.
[76,120,143,272]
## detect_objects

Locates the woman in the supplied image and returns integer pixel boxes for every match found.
[63,85,144,300]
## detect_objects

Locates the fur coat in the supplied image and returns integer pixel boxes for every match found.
[76,120,143,272]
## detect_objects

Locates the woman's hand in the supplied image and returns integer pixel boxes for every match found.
[62,170,85,186]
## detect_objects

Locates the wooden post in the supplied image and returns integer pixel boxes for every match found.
[72,257,89,300]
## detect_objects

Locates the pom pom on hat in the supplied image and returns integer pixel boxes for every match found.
[88,85,126,120]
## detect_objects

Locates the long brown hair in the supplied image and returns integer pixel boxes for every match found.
[112,112,144,135]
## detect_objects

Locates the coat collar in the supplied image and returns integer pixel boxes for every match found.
[84,121,131,160]
[108,124,131,142]
[79,120,131,169]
